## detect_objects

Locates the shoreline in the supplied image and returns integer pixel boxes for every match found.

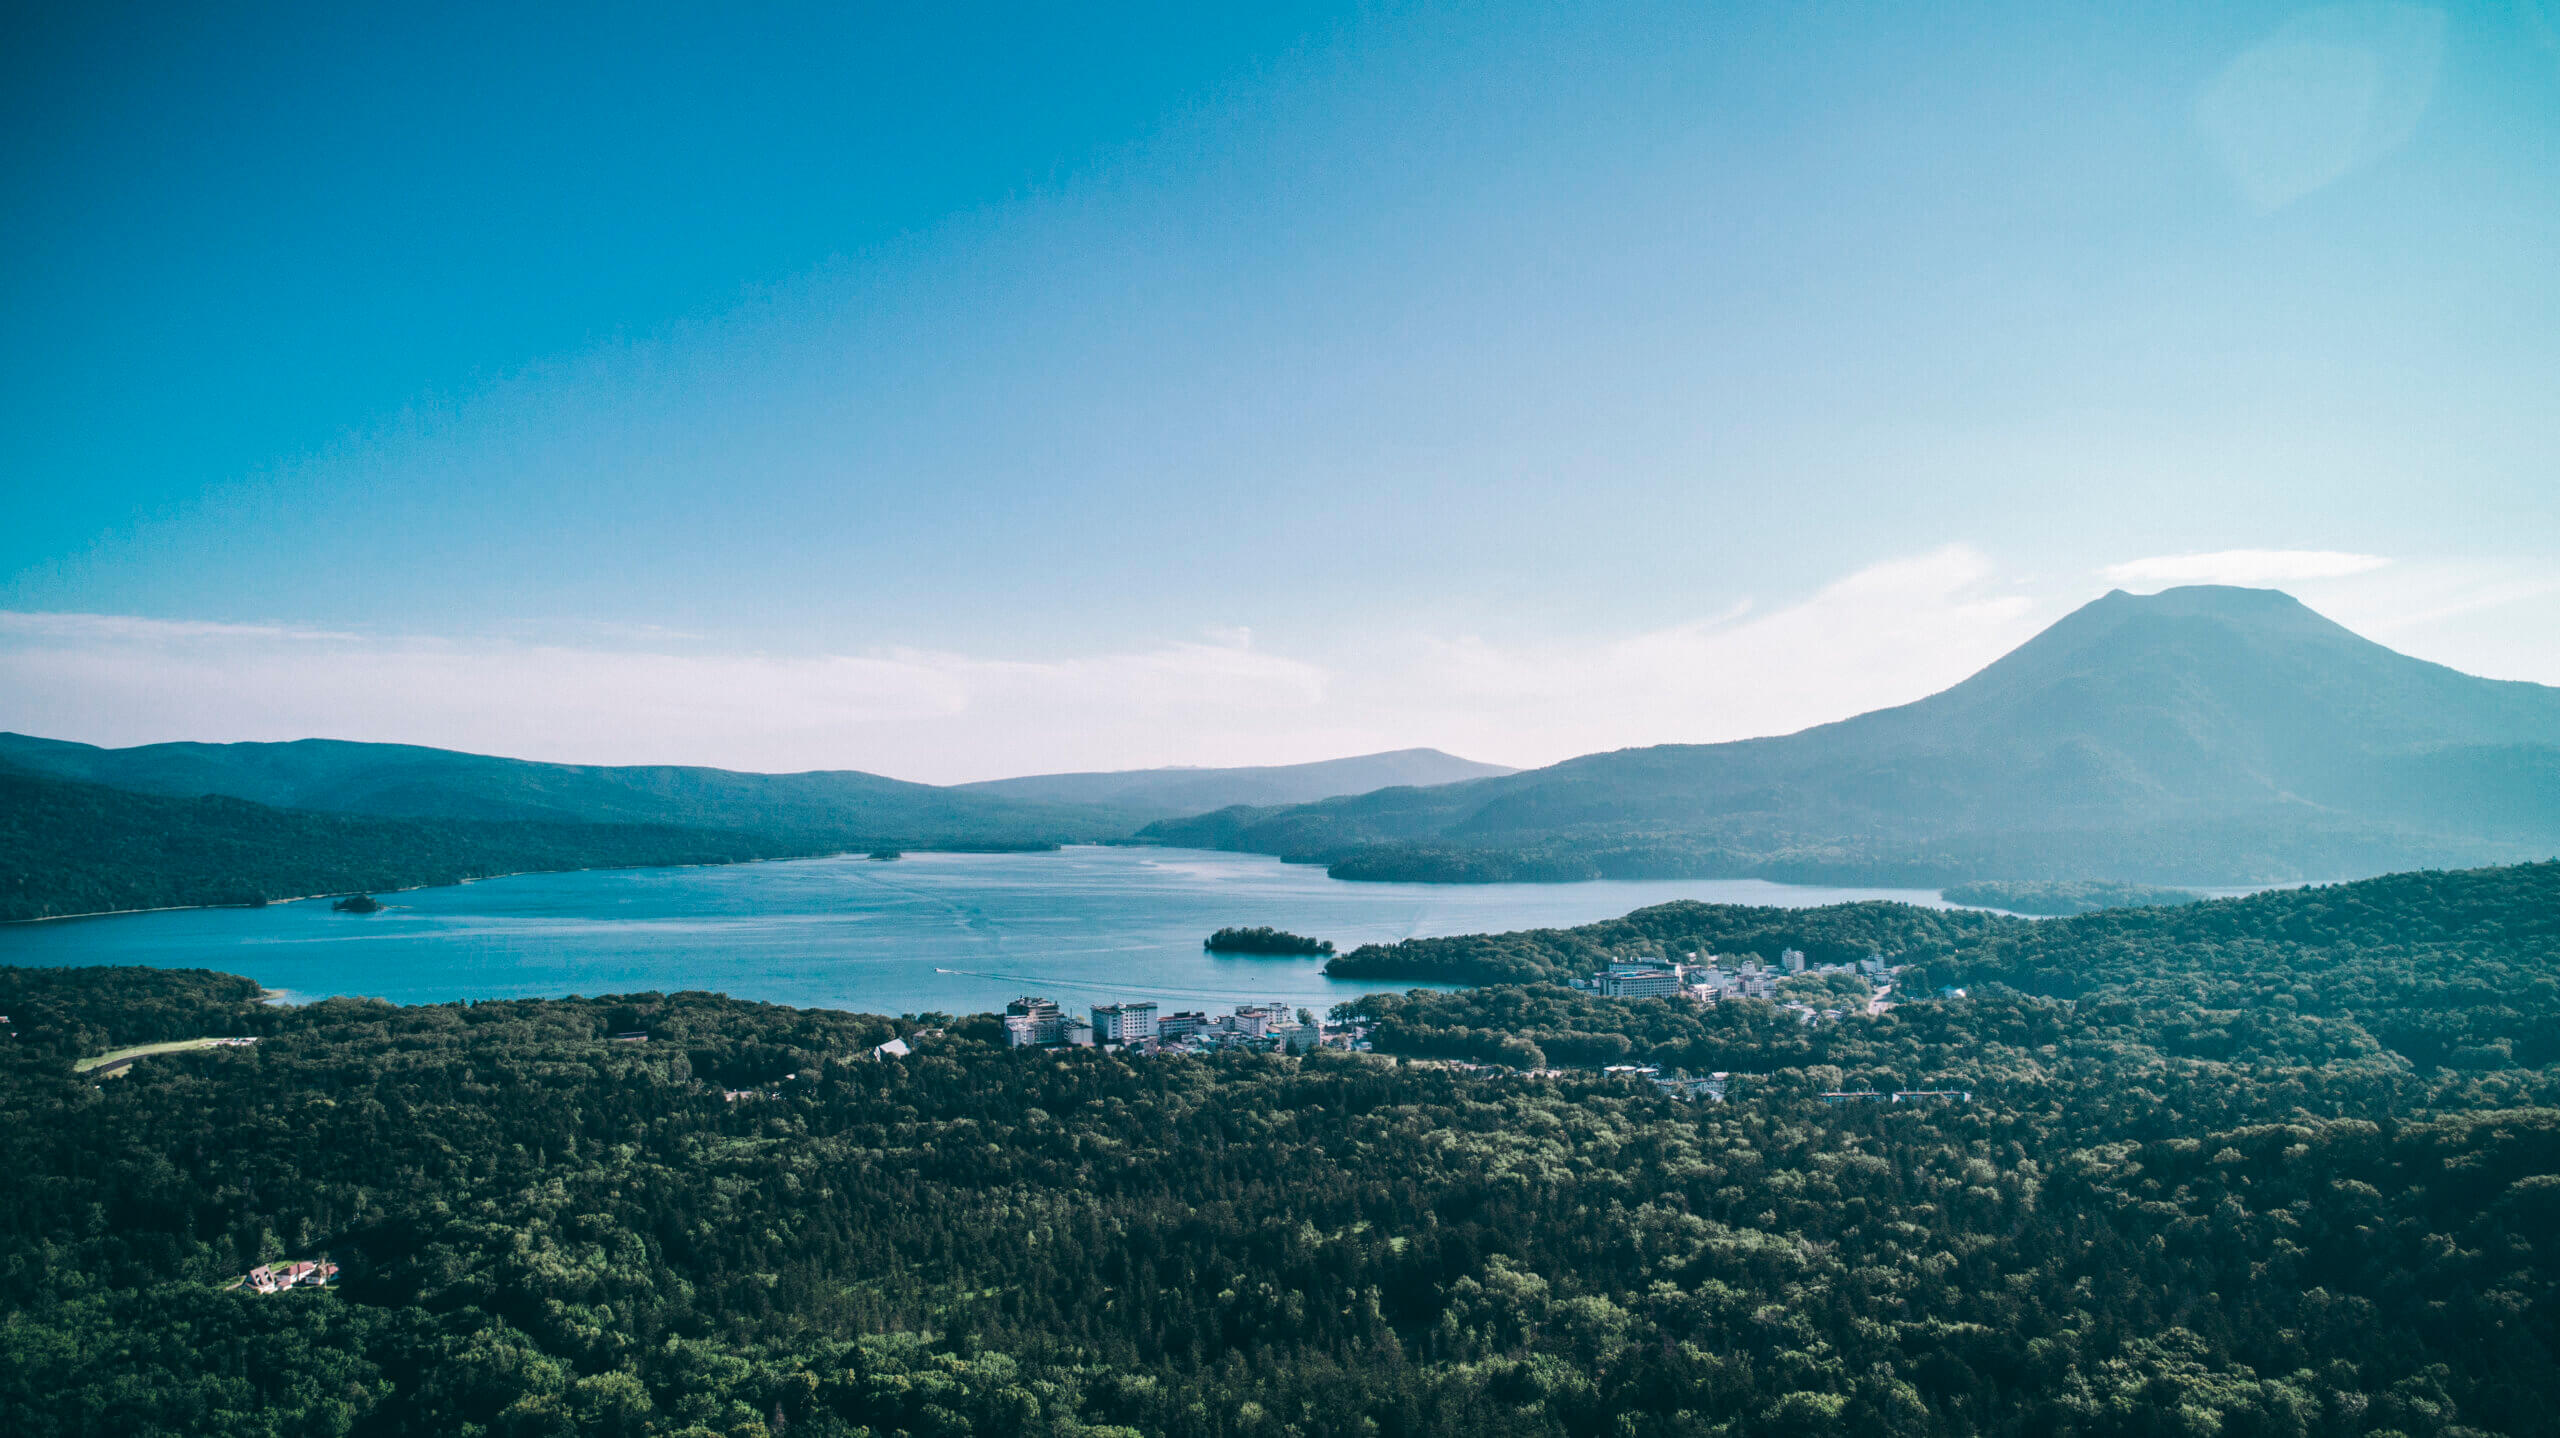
[8,836,2305,932]
[0,849,862,927]
[0,854,1956,1014]
[0,842,1103,928]
[0,849,1991,931]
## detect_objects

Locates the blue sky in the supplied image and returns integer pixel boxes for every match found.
[4,2,2557,779]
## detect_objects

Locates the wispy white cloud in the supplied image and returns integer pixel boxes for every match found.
[1361,542,2037,757]
[17,545,2546,784]
[1358,546,2044,762]
[0,611,363,643]
[0,549,2052,780]
[0,617,1331,782]
[2277,559,2560,684]
[2101,549,2392,586]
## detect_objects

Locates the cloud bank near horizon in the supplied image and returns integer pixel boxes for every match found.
[3,548,2551,785]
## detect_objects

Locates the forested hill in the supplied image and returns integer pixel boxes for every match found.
[1328,859,2560,1009]
[0,731,1138,840]
[0,768,839,920]
[3,857,2557,1436]
[1144,585,2560,885]
[1324,898,2021,983]
[1350,860,2560,1077]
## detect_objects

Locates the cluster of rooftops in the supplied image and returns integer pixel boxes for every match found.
[1575,948,1896,1003]
[234,1259,337,1294]
[1003,997,1342,1055]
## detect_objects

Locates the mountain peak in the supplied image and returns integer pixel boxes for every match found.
[1146,585,2560,884]
[2067,583,2351,631]
[1957,585,2373,696]
[2098,583,2345,625]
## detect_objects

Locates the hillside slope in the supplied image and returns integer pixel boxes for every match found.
[0,768,830,920]
[0,733,1138,843]
[1146,586,2560,884]
[955,747,1514,816]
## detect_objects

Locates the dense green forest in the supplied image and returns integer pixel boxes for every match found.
[1323,900,2013,984]
[2,862,2556,1437]
[1204,927,1334,956]
[1938,880,2204,916]
[0,769,834,921]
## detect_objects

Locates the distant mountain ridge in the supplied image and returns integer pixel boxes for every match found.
[0,738,1523,921]
[0,735,1520,842]
[15,586,2558,892]
[0,734,1134,845]
[1143,586,2560,885]
[955,748,1514,817]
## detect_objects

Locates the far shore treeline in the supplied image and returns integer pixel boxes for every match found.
[1323,900,2011,985]
[1937,878,2204,915]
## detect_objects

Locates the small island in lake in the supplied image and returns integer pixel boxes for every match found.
[1204,926,1334,956]
[331,893,383,914]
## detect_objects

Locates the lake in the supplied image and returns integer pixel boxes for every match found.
[0,846,1968,1016]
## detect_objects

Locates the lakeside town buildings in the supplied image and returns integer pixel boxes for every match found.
[945,961,1950,1112]
[1003,996,1092,1047]
[970,943,1920,1095]
[985,940,1910,1064]
[997,995,1343,1056]
[1593,962,1686,999]
[1574,948,1909,1023]
[1091,1001,1158,1044]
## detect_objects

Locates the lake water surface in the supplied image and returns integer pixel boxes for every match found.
[0,847,1966,1016]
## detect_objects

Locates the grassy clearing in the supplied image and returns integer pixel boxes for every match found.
[74,1037,243,1074]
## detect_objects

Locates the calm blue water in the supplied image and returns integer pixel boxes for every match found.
[0,847,1962,1016]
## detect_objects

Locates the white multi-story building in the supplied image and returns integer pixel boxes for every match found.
[1597,961,1684,999]
[1268,1021,1320,1054]
[1782,948,1807,974]
[1005,997,1065,1046]
[1092,1001,1158,1044]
